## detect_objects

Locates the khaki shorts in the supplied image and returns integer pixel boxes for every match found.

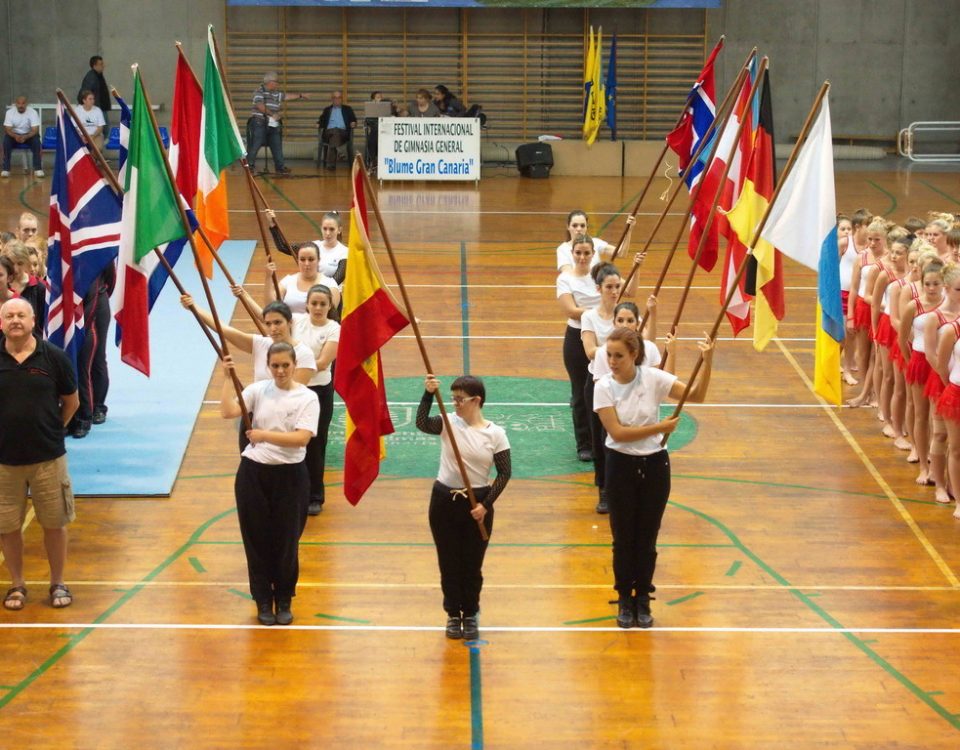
[0,455,76,533]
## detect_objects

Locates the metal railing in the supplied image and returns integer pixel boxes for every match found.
[897,121,960,163]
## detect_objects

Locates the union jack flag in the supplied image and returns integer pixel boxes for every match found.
[45,101,121,371]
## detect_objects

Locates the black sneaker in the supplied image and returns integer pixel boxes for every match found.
[257,600,276,626]
[616,599,635,629]
[92,406,107,425]
[577,449,593,462]
[275,599,293,626]
[595,490,609,514]
[70,420,91,439]
[635,597,653,629]
[307,501,323,516]
[445,616,463,639]
[462,615,479,640]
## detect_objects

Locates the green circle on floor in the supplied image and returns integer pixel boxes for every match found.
[326,376,697,480]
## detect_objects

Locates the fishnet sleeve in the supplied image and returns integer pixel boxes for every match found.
[483,449,512,508]
[415,390,442,435]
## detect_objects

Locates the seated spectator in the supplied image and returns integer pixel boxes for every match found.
[77,89,106,149]
[409,89,441,118]
[433,84,486,127]
[317,90,357,171]
[2,241,44,334]
[2,97,44,178]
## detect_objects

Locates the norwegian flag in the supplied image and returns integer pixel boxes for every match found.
[45,101,121,371]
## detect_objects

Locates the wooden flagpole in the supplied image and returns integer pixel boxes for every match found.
[55,88,226,359]
[356,156,489,541]
[135,66,251,431]
[659,56,768,371]
[609,35,724,262]
[205,29,283,300]
[663,80,831,443]
[617,48,757,309]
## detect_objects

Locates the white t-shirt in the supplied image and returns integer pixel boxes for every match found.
[593,366,678,456]
[292,314,340,386]
[251,335,317,382]
[839,235,857,293]
[309,241,348,279]
[78,106,105,135]
[556,272,600,329]
[436,414,510,488]
[280,272,339,313]
[3,106,40,135]
[240,380,320,465]
[556,237,611,270]
[592,339,662,381]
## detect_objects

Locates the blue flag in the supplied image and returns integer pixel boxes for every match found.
[605,35,617,141]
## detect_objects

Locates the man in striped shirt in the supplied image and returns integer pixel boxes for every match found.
[247,72,309,176]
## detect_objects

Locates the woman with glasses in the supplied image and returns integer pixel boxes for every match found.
[416,374,511,641]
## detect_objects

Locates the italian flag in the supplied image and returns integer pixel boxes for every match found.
[194,25,246,277]
[114,67,188,376]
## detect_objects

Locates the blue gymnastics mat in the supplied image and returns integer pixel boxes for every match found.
[66,240,257,497]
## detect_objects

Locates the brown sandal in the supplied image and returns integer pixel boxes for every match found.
[49,583,72,609]
[4,586,27,611]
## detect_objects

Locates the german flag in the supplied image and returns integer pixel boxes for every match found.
[726,70,784,349]
[333,163,410,504]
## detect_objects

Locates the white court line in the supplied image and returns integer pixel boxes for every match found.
[34,581,957,592]
[232,209,690,218]
[2,622,959,635]
[201,401,832,408]
[391,335,815,341]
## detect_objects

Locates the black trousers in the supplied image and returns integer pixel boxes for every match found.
[562,325,592,453]
[305,383,334,505]
[429,482,494,617]
[77,283,110,421]
[584,376,606,488]
[247,116,285,171]
[605,449,671,598]
[235,457,309,603]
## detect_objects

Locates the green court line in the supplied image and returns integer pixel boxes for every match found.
[188,557,207,574]
[725,560,742,577]
[3,489,956,731]
[665,591,705,607]
[261,176,325,234]
[672,498,960,731]
[805,592,822,598]
[563,615,617,625]
[18,182,43,214]
[0,506,237,710]
[867,180,898,216]
[918,179,960,207]
[598,191,647,235]
[314,613,372,624]
[227,587,253,601]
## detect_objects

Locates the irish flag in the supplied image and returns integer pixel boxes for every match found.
[333,161,410,504]
[114,67,188,376]
[194,25,245,278]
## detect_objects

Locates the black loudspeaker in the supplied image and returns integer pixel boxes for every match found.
[516,142,553,178]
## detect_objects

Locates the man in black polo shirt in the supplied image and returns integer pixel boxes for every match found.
[0,299,79,611]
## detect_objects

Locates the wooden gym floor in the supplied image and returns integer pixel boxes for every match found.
[1,160,959,748]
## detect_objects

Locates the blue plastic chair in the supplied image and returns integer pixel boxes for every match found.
[104,127,121,150]
[42,126,57,150]
[158,127,169,149]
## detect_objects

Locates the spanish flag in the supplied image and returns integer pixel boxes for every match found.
[333,162,410,504]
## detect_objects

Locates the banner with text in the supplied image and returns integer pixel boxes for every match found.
[378,117,481,181]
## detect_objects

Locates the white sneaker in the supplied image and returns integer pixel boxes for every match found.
[0,171,9,178]
[34,170,45,178]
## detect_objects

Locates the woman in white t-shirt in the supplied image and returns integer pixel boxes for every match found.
[266,242,340,314]
[557,235,603,461]
[310,211,349,281]
[220,342,320,627]
[556,210,634,273]
[417,374,511,642]
[594,327,715,630]
[181,294,316,385]
[580,262,644,512]
[77,90,106,148]
[292,285,340,516]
